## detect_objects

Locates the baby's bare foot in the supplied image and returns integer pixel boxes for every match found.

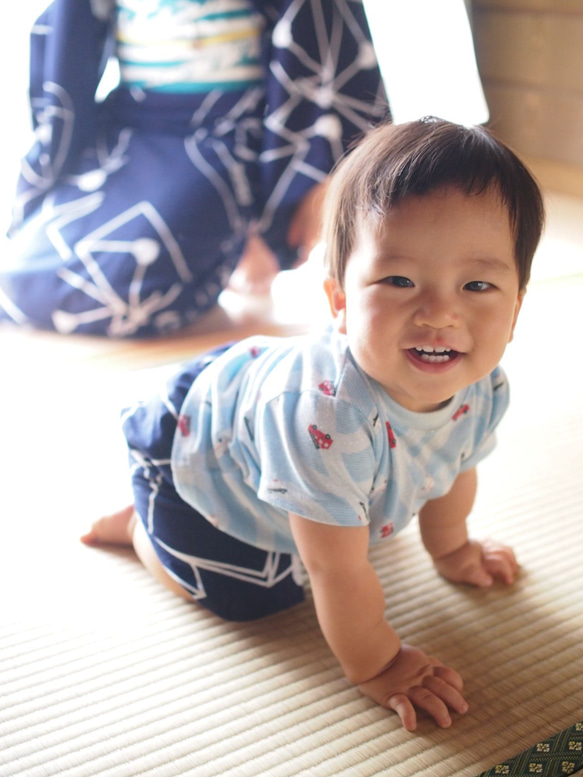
[81,505,136,547]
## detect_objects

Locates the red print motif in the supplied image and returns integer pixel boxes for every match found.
[249,346,262,358]
[381,523,394,538]
[308,424,333,450]
[386,422,397,448]
[177,414,191,437]
[452,403,470,421]
[318,380,336,396]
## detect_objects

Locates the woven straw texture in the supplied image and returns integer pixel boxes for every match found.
[1,268,582,777]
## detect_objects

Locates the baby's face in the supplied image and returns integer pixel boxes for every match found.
[325,186,523,412]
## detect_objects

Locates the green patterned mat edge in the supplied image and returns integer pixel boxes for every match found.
[475,721,583,776]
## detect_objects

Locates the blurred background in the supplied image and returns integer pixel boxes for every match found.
[2,0,581,266]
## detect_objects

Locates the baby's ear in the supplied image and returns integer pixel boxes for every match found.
[323,277,347,333]
[508,290,525,343]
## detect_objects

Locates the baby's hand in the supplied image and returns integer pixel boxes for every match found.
[358,644,468,731]
[433,539,518,588]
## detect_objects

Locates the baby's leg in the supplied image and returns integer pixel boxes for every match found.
[131,517,192,601]
[81,506,191,601]
[80,505,135,546]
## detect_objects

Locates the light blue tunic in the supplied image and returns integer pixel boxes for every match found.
[171,329,509,554]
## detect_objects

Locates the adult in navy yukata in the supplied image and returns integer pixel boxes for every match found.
[0,0,388,337]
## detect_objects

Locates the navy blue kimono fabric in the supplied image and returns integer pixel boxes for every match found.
[1,0,388,337]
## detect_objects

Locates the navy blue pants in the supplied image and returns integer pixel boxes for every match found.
[122,347,305,621]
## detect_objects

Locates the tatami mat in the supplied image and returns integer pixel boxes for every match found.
[1,204,583,775]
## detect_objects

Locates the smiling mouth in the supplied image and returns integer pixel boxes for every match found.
[408,346,461,364]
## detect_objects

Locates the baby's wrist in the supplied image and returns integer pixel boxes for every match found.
[431,538,471,564]
[344,634,401,685]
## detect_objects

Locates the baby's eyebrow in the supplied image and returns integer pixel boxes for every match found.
[467,257,514,273]
[372,253,412,265]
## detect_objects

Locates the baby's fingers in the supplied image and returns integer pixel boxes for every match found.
[388,677,467,731]
[424,675,469,717]
[388,693,417,732]
[408,686,454,728]
[433,662,465,692]
[482,541,519,584]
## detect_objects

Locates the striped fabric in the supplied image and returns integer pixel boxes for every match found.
[116,0,265,92]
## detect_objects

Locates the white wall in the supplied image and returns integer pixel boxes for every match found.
[364,0,489,125]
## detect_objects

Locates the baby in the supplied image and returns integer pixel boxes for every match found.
[83,117,545,731]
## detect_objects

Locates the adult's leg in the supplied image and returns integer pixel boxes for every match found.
[3,89,260,336]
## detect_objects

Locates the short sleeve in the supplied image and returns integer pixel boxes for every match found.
[460,366,510,471]
[255,390,377,527]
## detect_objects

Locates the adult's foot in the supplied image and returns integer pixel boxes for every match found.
[228,233,279,297]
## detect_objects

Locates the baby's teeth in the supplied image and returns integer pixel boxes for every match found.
[418,346,451,354]
[414,347,452,363]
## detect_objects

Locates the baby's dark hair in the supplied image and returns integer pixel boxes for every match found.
[323,117,545,291]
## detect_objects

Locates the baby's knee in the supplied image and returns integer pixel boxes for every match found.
[131,518,192,602]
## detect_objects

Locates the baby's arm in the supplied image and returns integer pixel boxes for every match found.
[419,468,518,587]
[289,512,468,730]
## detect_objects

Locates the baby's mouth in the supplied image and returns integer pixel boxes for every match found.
[408,346,460,364]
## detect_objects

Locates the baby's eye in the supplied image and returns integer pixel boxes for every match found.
[383,276,414,288]
[464,280,493,292]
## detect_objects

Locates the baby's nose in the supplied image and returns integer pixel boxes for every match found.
[413,291,460,329]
